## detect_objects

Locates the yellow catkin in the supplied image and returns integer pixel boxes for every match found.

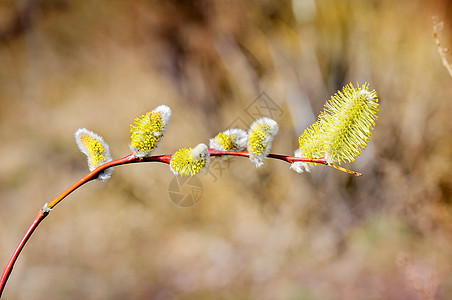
[130,112,165,157]
[75,128,113,180]
[321,83,379,163]
[298,121,325,164]
[249,124,269,156]
[80,134,107,167]
[170,145,209,176]
[247,117,278,167]
[209,129,248,152]
[216,132,234,151]
[296,83,378,165]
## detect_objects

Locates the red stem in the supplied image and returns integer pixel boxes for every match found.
[0,211,47,296]
[0,150,351,297]
[0,153,172,297]
[208,149,327,164]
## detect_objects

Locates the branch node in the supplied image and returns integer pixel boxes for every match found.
[41,203,52,214]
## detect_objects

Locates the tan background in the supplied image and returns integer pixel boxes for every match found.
[0,0,451,299]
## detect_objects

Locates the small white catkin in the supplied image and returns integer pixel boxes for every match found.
[74,128,113,181]
[290,149,311,173]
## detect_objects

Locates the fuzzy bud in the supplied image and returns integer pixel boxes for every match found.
[247,117,279,167]
[209,128,248,151]
[75,128,113,180]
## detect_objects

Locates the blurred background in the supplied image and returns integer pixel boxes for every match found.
[1,0,451,299]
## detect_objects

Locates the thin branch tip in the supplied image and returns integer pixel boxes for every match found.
[327,163,363,177]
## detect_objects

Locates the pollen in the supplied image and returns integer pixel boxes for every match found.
[297,121,325,163]
[130,112,163,155]
[216,132,234,150]
[130,105,172,157]
[247,117,279,167]
[170,143,210,176]
[292,82,379,173]
[81,135,106,166]
[321,83,379,163]
[75,128,113,180]
[209,128,248,152]
[249,124,268,155]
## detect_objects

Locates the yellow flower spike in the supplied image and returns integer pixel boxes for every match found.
[170,143,210,176]
[320,83,379,164]
[130,105,172,158]
[209,128,248,151]
[75,128,113,180]
[298,121,325,160]
[247,117,279,167]
[291,82,379,173]
[291,121,326,173]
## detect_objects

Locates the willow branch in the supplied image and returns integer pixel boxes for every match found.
[0,153,171,297]
[0,211,47,296]
[209,149,362,176]
[433,19,452,78]
[0,149,360,297]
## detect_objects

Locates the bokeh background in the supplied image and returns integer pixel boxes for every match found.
[1,0,451,299]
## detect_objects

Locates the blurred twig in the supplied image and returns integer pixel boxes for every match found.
[433,18,452,78]
[0,1,36,43]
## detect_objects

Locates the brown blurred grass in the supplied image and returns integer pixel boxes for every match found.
[1,0,452,299]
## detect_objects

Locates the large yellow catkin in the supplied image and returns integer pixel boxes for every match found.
[297,121,325,163]
[297,83,379,165]
[321,83,379,163]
